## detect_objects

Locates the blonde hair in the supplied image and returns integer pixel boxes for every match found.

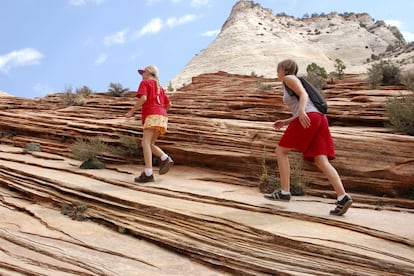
[145,65,161,94]
[277,59,299,76]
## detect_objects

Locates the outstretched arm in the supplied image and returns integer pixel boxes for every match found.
[125,95,147,118]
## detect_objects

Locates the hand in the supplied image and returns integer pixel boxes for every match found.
[298,111,311,129]
[125,111,134,118]
[273,120,285,130]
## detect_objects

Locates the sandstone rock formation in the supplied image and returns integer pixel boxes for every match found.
[0,90,13,97]
[171,0,410,88]
[1,73,413,274]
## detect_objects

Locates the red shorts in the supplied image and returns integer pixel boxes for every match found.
[278,112,335,162]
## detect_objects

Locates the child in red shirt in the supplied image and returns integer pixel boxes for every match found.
[126,65,173,183]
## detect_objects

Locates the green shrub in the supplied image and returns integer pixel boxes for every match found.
[367,60,401,88]
[400,70,414,91]
[167,81,174,92]
[385,95,414,135]
[334,58,346,80]
[108,82,129,97]
[305,63,328,89]
[76,86,92,97]
[23,142,41,153]
[110,134,142,157]
[61,203,88,221]
[251,71,258,77]
[258,156,307,196]
[61,85,90,106]
[71,136,108,161]
[256,81,273,90]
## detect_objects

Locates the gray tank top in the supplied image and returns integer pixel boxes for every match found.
[283,86,320,117]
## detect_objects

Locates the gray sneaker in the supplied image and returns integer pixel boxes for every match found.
[264,190,291,201]
[159,156,174,175]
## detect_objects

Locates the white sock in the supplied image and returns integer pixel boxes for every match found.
[281,190,291,195]
[337,194,346,201]
[160,154,168,161]
[144,168,153,176]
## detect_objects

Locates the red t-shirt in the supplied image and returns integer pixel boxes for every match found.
[136,79,170,123]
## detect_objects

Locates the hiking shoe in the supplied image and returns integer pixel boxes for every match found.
[263,191,291,201]
[134,172,154,183]
[159,156,174,175]
[330,194,353,216]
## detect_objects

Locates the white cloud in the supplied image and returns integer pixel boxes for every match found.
[166,14,197,28]
[201,29,220,37]
[69,0,103,6]
[94,53,108,65]
[385,19,403,28]
[191,0,210,8]
[0,48,43,73]
[137,15,198,38]
[137,18,163,37]
[104,29,129,46]
[402,31,414,42]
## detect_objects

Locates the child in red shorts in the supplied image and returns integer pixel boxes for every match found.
[126,65,174,183]
[264,59,352,216]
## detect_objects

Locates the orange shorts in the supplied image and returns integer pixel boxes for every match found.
[143,115,168,135]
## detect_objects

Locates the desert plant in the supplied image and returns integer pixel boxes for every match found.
[334,58,346,80]
[61,203,88,221]
[400,70,414,91]
[76,86,92,97]
[108,82,129,97]
[256,81,273,90]
[61,85,90,106]
[258,150,307,195]
[71,136,108,162]
[367,60,401,88]
[111,134,142,157]
[23,142,41,153]
[305,63,328,89]
[251,71,258,77]
[385,95,414,135]
[167,81,174,92]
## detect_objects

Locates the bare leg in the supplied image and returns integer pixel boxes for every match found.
[150,130,166,158]
[275,146,292,192]
[141,128,154,170]
[314,155,346,196]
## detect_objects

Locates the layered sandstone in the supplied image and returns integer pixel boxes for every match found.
[171,0,410,88]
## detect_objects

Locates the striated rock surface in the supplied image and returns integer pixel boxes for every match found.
[171,0,410,88]
[0,72,414,274]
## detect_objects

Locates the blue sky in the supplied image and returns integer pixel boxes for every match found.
[1,0,413,98]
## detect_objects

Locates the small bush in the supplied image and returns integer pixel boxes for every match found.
[76,86,92,98]
[61,85,91,106]
[108,82,129,97]
[256,81,273,90]
[334,58,346,80]
[305,63,328,90]
[258,156,307,196]
[110,135,142,157]
[400,70,414,91]
[61,203,88,221]
[251,71,258,77]
[23,142,41,153]
[385,95,414,135]
[71,136,108,161]
[367,60,401,88]
[167,81,174,92]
